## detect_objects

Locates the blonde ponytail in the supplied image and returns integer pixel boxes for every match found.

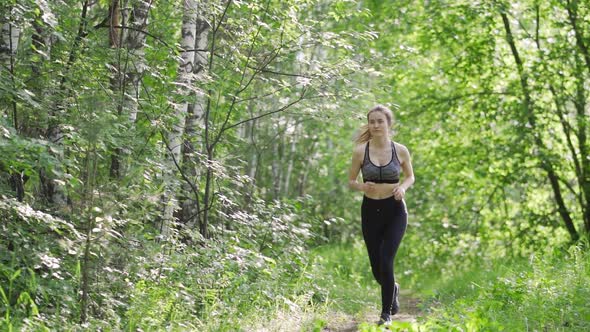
[354,124,372,145]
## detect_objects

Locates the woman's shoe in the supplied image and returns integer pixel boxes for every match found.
[378,311,392,325]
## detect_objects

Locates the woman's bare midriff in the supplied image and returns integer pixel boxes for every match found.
[364,183,400,200]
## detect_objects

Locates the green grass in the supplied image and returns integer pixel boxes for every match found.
[417,246,590,331]
[11,236,584,331]
[116,239,590,331]
[311,241,379,314]
[303,241,424,331]
[251,241,590,332]
[230,240,392,331]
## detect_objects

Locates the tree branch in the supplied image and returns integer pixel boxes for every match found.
[565,0,590,73]
[222,87,308,133]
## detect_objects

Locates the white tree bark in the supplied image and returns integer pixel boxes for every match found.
[109,0,151,178]
[125,0,151,123]
[271,117,283,199]
[180,3,210,229]
[247,118,258,181]
[1,22,20,59]
[283,122,299,196]
[162,0,202,237]
[2,19,22,200]
[1,21,20,126]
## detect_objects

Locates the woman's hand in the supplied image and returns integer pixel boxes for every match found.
[392,186,405,200]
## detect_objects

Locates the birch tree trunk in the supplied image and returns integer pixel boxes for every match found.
[298,139,317,197]
[242,114,260,204]
[108,0,126,179]
[271,117,283,199]
[125,0,151,123]
[109,0,151,178]
[31,8,54,101]
[0,22,19,57]
[1,21,20,127]
[161,0,200,237]
[180,6,209,229]
[283,122,298,197]
[1,18,23,201]
[247,118,259,183]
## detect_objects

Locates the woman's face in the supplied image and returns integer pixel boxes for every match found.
[368,111,389,137]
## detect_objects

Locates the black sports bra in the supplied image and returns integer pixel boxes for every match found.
[361,141,401,184]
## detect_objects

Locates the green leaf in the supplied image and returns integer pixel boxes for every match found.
[0,287,8,305]
[10,269,21,282]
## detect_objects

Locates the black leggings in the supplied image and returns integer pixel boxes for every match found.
[361,195,407,314]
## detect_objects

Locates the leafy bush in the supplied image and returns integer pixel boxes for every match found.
[0,198,82,330]
[0,186,327,331]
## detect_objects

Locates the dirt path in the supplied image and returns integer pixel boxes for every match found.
[322,289,422,332]
[249,290,422,332]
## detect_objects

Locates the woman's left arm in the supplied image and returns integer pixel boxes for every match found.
[393,144,415,200]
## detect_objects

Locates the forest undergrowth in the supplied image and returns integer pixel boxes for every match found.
[247,238,590,332]
[2,195,589,331]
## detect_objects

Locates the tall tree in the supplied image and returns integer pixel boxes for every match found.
[563,0,590,235]
[161,0,202,237]
[179,0,210,230]
[108,0,152,178]
[1,12,20,125]
[500,7,579,241]
[1,8,23,201]
[40,1,92,207]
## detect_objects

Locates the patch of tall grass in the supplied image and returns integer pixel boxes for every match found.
[418,244,590,331]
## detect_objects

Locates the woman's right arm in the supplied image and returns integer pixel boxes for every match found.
[348,145,371,193]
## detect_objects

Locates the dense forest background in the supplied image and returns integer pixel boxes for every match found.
[1,0,589,331]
